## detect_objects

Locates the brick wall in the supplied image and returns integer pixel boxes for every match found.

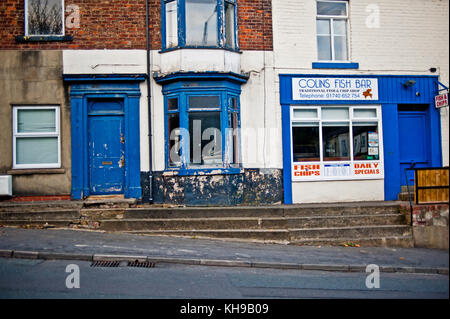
[0,0,272,51]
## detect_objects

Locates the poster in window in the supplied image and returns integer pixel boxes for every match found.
[360,132,367,153]
[368,132,378,147]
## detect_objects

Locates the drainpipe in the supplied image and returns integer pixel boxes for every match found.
[146,0,153,202]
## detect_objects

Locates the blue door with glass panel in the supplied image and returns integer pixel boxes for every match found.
[398,109,429,185]
[88,99,125,195]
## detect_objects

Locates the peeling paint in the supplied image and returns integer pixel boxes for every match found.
[145,168,283,206]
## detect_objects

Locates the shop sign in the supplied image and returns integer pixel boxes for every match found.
[292,162,383,181]
[435,92,448,108]
[292,77,379,101]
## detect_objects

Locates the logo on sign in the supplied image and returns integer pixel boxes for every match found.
[435,93,448,108]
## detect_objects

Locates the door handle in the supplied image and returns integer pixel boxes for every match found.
[119,156,125,168]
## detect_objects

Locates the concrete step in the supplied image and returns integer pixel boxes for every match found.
[89,203,402,220]
[0,219,78,228]
[0,201,83,212]
[97,214,406,231]
[122,226,413,247]
[291,236,414,248]
[124,229,290,242]
[0,209,80,220]
[290,225,412,240]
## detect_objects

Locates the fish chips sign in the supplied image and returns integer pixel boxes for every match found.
[292,77,379,101]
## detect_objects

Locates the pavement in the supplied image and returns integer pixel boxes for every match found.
[0,227,448,274]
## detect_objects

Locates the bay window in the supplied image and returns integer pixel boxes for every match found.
[162,0,238,50]
[165,88,241,171]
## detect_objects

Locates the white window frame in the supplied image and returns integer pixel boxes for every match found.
[12,106,61,169]
[316,0,350,62]
[25,0,65,36]
[290,105,383,181]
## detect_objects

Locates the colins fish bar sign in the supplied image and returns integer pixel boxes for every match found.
[292,77,379,101]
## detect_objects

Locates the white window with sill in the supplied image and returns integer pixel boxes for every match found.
[12,106,61,169]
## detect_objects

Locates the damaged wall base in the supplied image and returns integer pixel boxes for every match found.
[141,169,283,206]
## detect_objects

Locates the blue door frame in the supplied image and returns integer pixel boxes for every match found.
[64,74,146,200]
[279,74,443,204]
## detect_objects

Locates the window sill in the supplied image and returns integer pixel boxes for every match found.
[159,46,241,54]
[312,62,359,69]
[7,168,66,175]
[15,35,73,43]
[163,167,243,177]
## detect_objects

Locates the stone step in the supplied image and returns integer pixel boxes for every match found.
[97,214,406,231]
[290,225,412,240]
[122,226,413,246]
[0,209,80,220]
[0,219,79,228]
[84,204,401,220]
[0,201,82,212]
[291,236,414,248]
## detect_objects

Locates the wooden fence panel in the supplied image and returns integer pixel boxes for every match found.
[415,168,449,204]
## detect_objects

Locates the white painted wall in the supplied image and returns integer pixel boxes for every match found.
[272,0,449,165]
[292,179,385,203]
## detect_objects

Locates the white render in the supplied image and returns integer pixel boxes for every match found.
[292,179,384,203]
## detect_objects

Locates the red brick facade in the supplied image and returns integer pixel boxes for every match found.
[0,0,272,50]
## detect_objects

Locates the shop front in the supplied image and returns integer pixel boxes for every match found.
[280,74,442,204]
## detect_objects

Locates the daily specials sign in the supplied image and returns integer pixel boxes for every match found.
[293,162,383,181]
[292,77,379,101]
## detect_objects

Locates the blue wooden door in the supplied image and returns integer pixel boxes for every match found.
[88,100,125,195]
[398,111,429,185]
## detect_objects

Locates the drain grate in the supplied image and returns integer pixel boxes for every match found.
[91,260,122,268]
[90,260,155,268]
[127,260,155,268]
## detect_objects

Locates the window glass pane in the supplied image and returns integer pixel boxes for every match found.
[316,19,330,35]
[27,0,63,35]
[165,0,178,48]
[189,96,220,109]
[189,112,222,165]
[322,108,349,120]
[317,35,332,61]
[293,109,318,119]
[323,125,350,161]
[228,112,239,165]
[334,35,348,60]
[353,124,379,161]
[225,2,236,49]
[229,96,238,110]
[186,0,218,46]
[354,109,377,118]
[317,1,347,16]
[333,19,347,35]
[18,109,56,133]
[16,137,58,164]
[292,126,320,162]
[168,113,181,167]
[168,98,178,111]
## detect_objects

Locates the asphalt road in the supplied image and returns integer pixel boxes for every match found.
[0,258,448,300]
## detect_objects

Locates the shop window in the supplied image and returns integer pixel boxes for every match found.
[165,91,241,170]
[291,106,381,179]
[25,0,64,36]
[13,106,61,169]
[162,0,238,50]
[316,0,349,61]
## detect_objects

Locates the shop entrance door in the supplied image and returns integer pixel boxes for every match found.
[398,105,429,186]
